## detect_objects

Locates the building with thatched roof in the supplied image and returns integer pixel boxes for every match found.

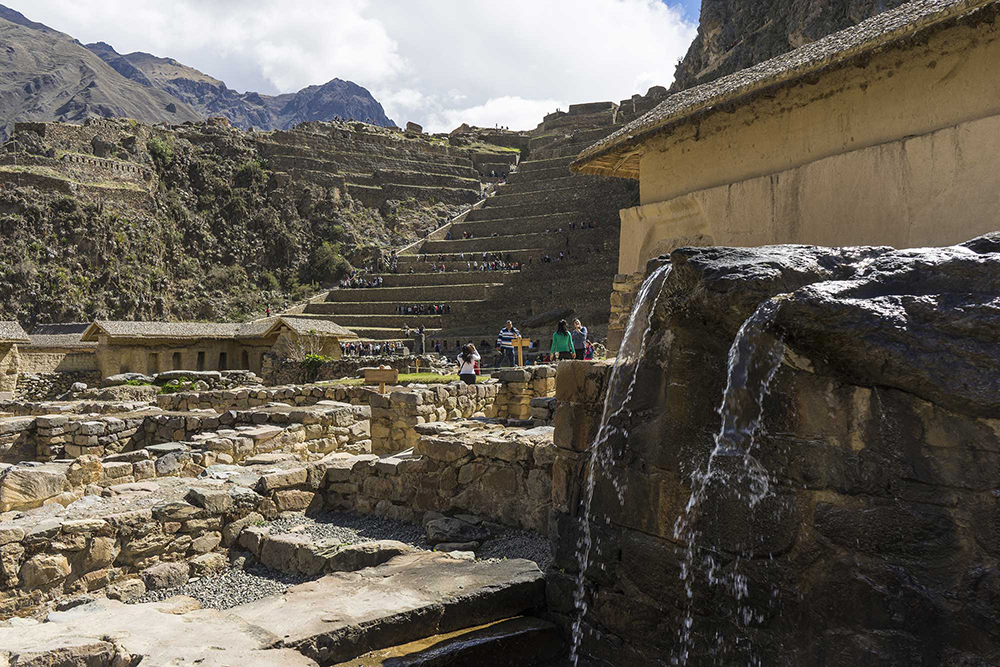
[571,0,1000,349]
[81,317,358,378]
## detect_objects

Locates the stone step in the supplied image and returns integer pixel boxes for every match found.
[332,616,562,666]
[301,312,447,327]
[533,140,597,160]
[466,197,587,221]
[498,175,594,196]
[422,228,605,254]
[260,132,474,169]
[484,185,598,209]
[398,251,548,266]
[303,301,482,315]
[323,284,501,302]
[450,212,593,237]
[542,109,617,132]
[517,156,575,173]
[506,166,572,184]
[261,149,480,180]
[367,271,517,288]
[279,317,444,339]
[227,551,546,666]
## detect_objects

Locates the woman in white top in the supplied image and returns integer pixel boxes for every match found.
[457,343,480,385]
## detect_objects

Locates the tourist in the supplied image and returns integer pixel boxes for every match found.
[434,340,441,354]
[585,340,595,360]
[550,319,575,360]
[496,320,520,367]
[457,344,479,385]
[571,319,588,360]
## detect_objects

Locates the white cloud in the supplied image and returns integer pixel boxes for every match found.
[15,0,697,131]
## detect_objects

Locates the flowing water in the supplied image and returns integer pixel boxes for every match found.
[568,263,672,665]
[671,298,786,666]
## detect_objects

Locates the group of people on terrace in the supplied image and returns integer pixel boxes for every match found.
[339,270,383,289]
[339,341,405,357]
[397,304,451,315]
[493,318,594,368]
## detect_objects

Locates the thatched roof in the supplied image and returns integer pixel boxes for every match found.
[572,0,996,179]
[81,317,357,342]
[0,321,29,344]
[25,323,95,349]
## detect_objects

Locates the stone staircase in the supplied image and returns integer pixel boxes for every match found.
[285,94,677,354]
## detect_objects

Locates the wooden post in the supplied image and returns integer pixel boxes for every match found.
[511,338,532,367]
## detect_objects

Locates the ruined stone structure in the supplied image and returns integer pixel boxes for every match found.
[288,96,675,351]
[574,0,1000,349]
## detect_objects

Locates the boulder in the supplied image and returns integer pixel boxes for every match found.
[142,561,189,590]
[190,552,228,577]
[20,553,71,588]
[155,370,222,383]
[0,466,66,511]
[100,373,153,388]
[425,517,490,546]
[106,578,146,602]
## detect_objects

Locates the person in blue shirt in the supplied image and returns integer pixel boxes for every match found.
[496,320,520,367]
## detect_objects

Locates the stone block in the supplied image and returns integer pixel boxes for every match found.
[185,488,235,514]
[273,490,316,512]
[142,561,189,590]
[256,467,309,493]
[415,436,472,463]
[190,552,228,577]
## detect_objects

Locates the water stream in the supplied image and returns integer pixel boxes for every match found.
[569,263,672,665]
[671,298,786,665]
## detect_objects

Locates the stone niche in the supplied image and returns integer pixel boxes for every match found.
[549,233,1000,666]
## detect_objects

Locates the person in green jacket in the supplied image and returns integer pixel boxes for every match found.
[551,319,576,360]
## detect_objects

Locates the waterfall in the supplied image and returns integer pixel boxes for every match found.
[672,298,786,666]
[569,263,672,665]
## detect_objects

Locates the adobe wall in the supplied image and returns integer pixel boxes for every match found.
[621,7,1000,275]
[0,345,20,399]
[96,338,275,377]
[19,349,98,374]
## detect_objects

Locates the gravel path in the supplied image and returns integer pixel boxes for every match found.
[134,563,307,609]
[132,512,552,610]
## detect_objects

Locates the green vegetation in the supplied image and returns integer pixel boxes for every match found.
[146,136,173,167]
[159,377,196,394]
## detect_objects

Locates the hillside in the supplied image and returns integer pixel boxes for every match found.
[0,116,510,327]
[0,3,394,139]
[671,0,909,90]
[0,6,201,141]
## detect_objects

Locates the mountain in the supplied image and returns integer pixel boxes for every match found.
[671,0,908,91]
[0,3,395,139]
[0,6,201,139]
[85,42,396,131]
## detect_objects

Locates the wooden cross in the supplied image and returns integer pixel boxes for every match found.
[510,337,532,367]
[364,367,399,394]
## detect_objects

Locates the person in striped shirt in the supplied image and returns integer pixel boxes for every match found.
[496,320,520,367]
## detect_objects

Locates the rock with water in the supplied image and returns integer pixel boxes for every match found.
[556,233,1000,666]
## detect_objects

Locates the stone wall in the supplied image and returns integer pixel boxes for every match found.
[321,421,554,532]
[0,345,19,399]
[17,349,99,374]
[370,383,499,455]
[263,354,418,386]
[155,383,377,412]
[15,371,101,401]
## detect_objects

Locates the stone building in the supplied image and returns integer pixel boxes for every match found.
[572,0,1000,349]
[81,317,358,378]
[0,321,29,399]
[19,323,98,374]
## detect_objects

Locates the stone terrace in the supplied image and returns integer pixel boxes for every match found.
[288,97,667,353]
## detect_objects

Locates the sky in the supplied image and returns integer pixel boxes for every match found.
[13,0,702,133]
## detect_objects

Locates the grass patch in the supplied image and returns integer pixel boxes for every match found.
[322,372,491,386]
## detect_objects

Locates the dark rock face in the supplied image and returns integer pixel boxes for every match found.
[672,0,909,91]
[550,233,1000,665]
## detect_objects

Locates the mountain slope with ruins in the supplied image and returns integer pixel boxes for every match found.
[0,4,394,139]
[671,0,909,90]
[0,117,513,327]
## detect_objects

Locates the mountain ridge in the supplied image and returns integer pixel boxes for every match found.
[0,3,395,139]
